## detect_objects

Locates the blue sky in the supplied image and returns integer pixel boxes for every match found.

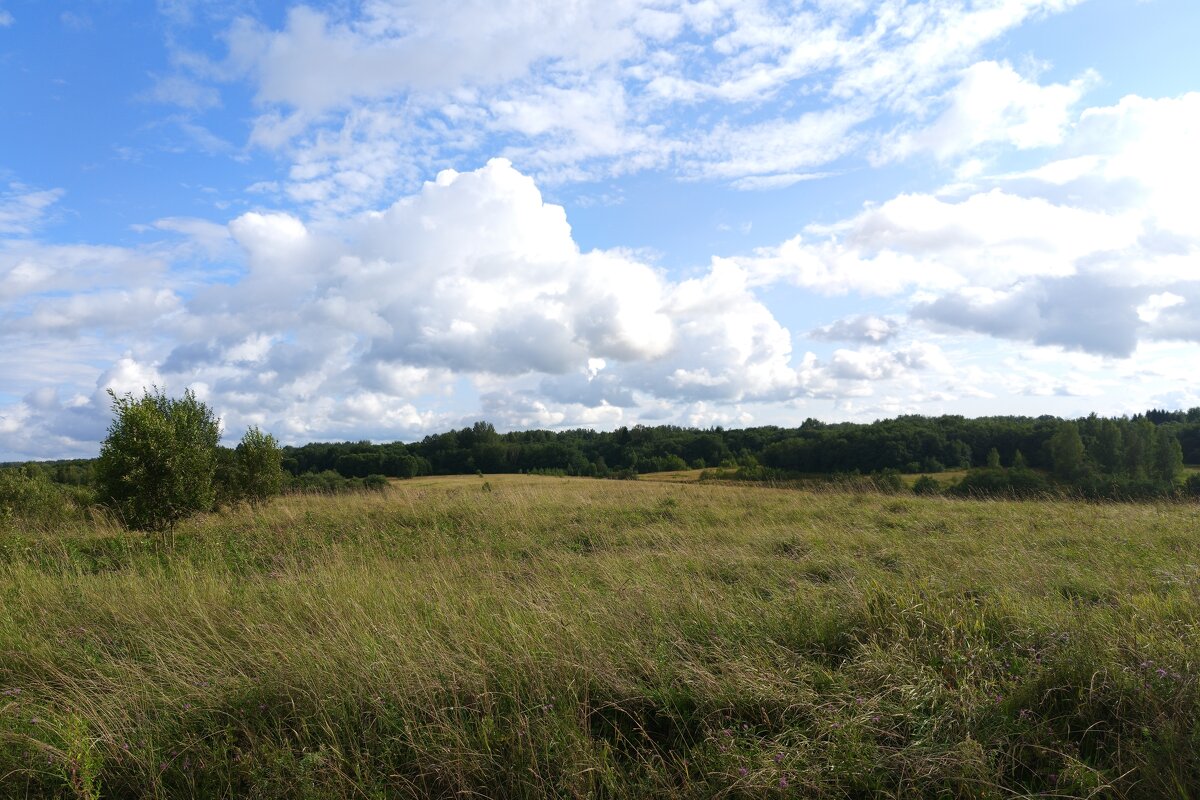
[2,0,1199,459]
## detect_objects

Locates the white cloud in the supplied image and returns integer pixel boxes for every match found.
[809,314,900,344]
[883,60,1095,162]
[141,73,222,112]
[1137,292,1185,324]
[0,184,64,235]
[4,160,863,458]
[0,10,13,27]
[720,187,1133,298]
[687,108,867,181]
[223,4,648,115]
[730,171,836,191]
[148,0,1086,211]
[737,90,1200,359]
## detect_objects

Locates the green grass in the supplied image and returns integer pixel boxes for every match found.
[2,476,1198,798]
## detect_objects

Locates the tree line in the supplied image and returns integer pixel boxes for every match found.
[5,405,1200,530]
[277,411,1200,487]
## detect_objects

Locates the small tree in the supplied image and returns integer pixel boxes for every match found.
[234,426,285,505]
[986,447,1002,469]
[96,388,220,530]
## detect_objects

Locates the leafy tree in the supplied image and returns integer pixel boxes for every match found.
[1150,429,1184,484]
[1012,449,1028,470]
[1093,418,1124,474]
[1123,419,1155,478]
[96,388,221,530]
[1049,422,1086,480]
[986,447,1001,469]
[235,426,285,505]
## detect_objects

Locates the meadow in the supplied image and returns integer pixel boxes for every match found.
[1,475,1198,798]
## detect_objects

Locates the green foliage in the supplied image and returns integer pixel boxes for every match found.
[285,470,388,494]
[949,466,1052,498]
[1151,428,1184,484]
[911,474,941,495]
[270,409,1200,500]
[872,468,905,493]
[1094,418,1124,473]
[0,466,86,524]
[1049,421,1086,480]
[234,426,285,505]
[95,388,221,530]
[1123,419,1155,478]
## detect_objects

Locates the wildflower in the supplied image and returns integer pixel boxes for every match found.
[779,776,789,788]
[774,752,784,763]
[738,767,748,777]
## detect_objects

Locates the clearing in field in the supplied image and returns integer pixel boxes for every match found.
[1,476,1198,798]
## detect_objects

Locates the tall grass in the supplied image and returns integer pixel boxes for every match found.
[2,476,1198,798]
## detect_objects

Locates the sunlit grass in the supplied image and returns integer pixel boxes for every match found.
[2,476,1198,798]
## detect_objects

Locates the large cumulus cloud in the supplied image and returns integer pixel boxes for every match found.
[5,160,890,458]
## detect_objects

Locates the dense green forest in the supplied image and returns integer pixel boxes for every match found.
[6,409,1200,504]
[277,409,1200,496]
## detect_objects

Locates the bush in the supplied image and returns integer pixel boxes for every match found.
[95,388,221,531]
[873,469,905,493]
[0,467,83,524]
[911,475,941,495]
[285,470,388,494]
[235,426,285,505]
[949,467,1052,498]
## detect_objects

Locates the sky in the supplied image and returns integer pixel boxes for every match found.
[2,0,1199,459]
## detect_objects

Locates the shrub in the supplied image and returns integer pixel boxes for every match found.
[911,475,942,495]
[95,388,221,531]
[873,469,905,493]
[235,426,285,505]
[0,467,81,524]
[285,470,388,494]
[1185,473,1200,498]
[949,467,1052,498]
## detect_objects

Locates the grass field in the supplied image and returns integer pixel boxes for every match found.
[2,475,1198,798]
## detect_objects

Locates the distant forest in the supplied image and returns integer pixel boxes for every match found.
[10,408,1200,500]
